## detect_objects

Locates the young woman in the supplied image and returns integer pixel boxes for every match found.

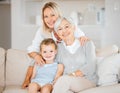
[22,1,88,88]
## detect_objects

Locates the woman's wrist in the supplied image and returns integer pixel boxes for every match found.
[33,53,39,59]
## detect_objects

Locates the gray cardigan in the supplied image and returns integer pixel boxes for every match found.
[56,40,97,84]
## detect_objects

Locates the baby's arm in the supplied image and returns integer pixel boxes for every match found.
[53,64,64,85]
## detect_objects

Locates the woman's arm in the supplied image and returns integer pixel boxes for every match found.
[74,26,89,46]
[28,52,45,65]
[80,41,97,76]
[27,28,43,53]
[74,25,85,38]
[31,64,37,79]
[27,28,45,65]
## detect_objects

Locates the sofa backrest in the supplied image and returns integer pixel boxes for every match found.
[5,49,33,86]
[0,47,5,87]
[3,45,119,86]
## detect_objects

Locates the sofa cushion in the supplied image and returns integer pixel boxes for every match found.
[78,84,120,93]
[5,49,33,86]
[3,85,41,93]
[97,53,120,86]
[0,47,5,87]
[3,85,28,93]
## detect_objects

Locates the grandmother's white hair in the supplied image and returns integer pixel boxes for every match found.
[54,17,75,32]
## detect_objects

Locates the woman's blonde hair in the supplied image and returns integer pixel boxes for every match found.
[42,2,62,33]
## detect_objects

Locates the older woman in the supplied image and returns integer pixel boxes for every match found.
[52,17,97,93]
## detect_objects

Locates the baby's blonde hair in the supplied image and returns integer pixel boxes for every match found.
[40,38,57,51]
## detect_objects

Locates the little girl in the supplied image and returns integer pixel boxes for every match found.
[28,38,64,93]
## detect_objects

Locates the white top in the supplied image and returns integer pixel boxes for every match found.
[63,39,80,54]
[27,26,85,53]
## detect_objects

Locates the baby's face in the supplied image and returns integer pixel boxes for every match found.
[41,44,57,62]
[56,19,75,40]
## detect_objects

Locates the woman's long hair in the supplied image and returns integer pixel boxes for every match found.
[42,2,62,33]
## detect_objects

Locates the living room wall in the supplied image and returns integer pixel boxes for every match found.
[11,0,105,50]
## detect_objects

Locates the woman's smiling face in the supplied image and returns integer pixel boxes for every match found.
[43,8,59,29]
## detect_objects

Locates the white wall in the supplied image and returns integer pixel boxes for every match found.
[25,0,105,25]
[11,0,105,50]
[11,0,120,50]
[102,0,120,48]
[80,25,104,48]
[11,0,38,50]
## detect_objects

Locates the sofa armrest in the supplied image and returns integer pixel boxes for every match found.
[5,49,32,86]
[0,47,5,87]
[96,45,119,63]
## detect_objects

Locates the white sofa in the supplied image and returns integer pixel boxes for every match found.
[0,46,120,93]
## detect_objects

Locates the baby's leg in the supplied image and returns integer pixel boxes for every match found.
[41,84,53,93]
[28,82,41,93]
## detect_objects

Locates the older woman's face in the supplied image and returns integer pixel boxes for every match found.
[56,19,74,40]
[43,8,59,29]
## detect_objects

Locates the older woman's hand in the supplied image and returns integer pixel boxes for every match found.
[69,70,84,77]
[75,70,84,77]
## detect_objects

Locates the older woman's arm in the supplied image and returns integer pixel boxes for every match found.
[80,40,97,76]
